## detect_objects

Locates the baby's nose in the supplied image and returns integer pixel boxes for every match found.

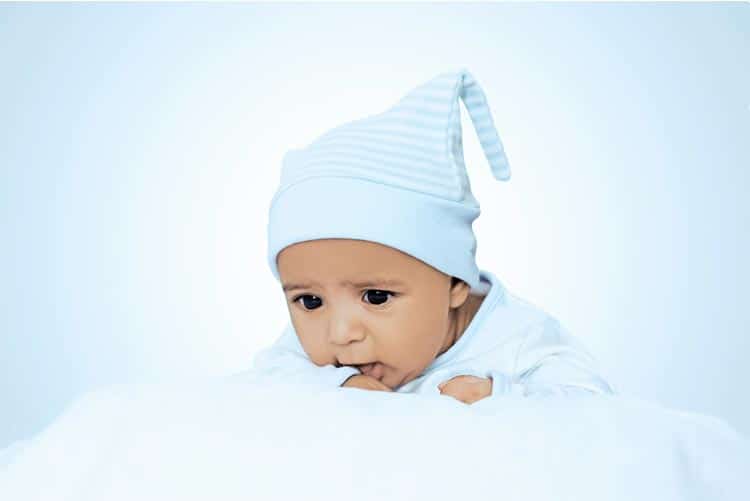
[328,318,366,345]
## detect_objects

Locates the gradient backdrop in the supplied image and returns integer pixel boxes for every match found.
[1,2,748,448]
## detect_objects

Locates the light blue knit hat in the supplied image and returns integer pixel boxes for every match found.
[267,68,511,292]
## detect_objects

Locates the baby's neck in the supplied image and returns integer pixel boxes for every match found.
[455,293,485,342]
[438,293,486,358]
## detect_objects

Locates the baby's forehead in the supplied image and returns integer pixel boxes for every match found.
[280,239,427,274]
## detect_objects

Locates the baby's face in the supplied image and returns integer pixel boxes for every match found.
[277,238,471,390]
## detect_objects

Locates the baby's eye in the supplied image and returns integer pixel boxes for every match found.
[295,294,323,311]
[362,289,395,306]
[293,290,396,311]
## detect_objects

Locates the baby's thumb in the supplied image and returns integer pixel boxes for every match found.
[375,379,394,392]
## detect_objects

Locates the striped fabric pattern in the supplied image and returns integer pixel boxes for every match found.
[278,68,511,205]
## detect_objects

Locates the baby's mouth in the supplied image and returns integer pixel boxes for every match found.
[357,362,375,373]
[358,362,384,380]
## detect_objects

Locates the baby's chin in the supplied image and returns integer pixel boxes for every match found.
[382,366,414,391]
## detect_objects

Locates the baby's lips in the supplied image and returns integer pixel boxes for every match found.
[363,362,385,380]
[358,362,375,376]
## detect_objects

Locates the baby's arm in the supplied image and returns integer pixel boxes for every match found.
[492,316,616,397]
[439,316,615,404]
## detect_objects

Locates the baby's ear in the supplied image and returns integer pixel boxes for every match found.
[448,277,471,308]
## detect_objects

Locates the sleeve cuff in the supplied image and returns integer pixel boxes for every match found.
[488,370,526,397]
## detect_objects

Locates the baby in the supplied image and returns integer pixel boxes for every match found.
[252,68,615,405]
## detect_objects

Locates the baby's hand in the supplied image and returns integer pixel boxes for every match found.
[438,375,492,404]
[341,374,394,392]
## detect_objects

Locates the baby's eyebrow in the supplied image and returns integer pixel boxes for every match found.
[283,278,405,292]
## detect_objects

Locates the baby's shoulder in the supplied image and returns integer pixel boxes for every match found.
[485,287,556,332]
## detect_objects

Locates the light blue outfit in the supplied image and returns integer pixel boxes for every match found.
[258,68,615,400]
[251,268,616,399]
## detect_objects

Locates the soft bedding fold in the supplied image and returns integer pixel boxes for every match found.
[0,377,747,501]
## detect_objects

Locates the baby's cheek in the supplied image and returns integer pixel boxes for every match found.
[300,342,331,367]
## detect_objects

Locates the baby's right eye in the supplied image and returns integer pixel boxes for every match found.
[294,294,322,311]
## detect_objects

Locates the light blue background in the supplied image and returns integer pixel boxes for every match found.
[1,3,748,448]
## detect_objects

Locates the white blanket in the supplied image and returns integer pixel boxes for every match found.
[1,376,748,500]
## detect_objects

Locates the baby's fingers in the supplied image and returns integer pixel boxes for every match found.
[374,380,394,392]
[342,374,393,392]
[367,377,394,392]
[438,376,492,404]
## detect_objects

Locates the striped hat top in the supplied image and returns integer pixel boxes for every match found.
[267,68,511,292]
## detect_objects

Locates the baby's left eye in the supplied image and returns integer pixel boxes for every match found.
[363,290,395,306]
